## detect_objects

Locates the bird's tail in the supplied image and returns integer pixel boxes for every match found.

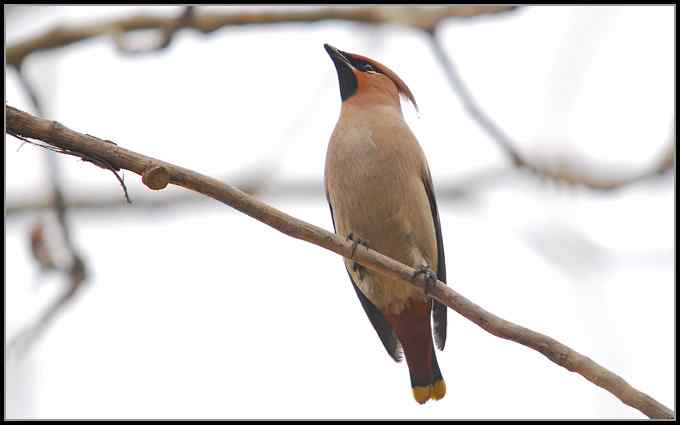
[390,301,446,404]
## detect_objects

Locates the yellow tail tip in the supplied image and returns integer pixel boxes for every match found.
[412,386,432,404]
[431,379,446,400]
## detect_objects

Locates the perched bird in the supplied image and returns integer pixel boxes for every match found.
[323,44,448,404]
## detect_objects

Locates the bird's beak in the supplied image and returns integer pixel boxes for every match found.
[324,43,353,69]
[325,43,358,102]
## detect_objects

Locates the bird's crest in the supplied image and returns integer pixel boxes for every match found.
[343,51,419,112]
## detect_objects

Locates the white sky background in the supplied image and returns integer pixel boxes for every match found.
[4,5,675,419]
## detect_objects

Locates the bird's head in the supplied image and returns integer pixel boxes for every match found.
[324,43,418,113]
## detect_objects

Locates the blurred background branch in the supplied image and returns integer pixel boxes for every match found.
[6,5,520,67]
[427,27,675,190]
[8,62,89,359]
[3,167,506,217]
[7,256,86,358]
[114,6,196,55]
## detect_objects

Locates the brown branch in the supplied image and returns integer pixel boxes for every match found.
[6,5,519,67]
[427,28,675,191]
[5,104,673,419]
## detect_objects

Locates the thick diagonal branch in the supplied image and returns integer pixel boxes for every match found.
[5,104,673,419]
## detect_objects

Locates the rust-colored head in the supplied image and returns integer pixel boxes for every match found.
[324,43,418,112]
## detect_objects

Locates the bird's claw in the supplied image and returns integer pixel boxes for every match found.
[412,265,437,298]
[347,232,369,259]
[347,232,370,281]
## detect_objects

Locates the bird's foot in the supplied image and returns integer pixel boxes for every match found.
[347,232,370,281]
[346,232,370,259]
[411,265,437,298]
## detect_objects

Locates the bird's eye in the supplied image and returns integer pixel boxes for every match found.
[361,63,375,73]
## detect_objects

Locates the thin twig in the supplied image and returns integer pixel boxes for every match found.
[5,104,673,419]
[10,133,132,203]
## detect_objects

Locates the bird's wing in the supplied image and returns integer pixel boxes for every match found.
[423,166,447,351]
[345,269,403,362]
[326,193,403,362]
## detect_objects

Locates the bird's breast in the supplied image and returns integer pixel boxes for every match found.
[325,114,436,313]
[326,120,413,233]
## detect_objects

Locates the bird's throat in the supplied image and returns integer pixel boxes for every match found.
[332,61,358,102]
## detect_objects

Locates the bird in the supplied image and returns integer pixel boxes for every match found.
[323,43,448,404]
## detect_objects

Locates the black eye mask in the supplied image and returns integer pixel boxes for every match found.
[343,54,379,74]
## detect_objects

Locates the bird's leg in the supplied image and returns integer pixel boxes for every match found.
[353,262,367,281]
[412,265,437,298]
[347,232,370,281]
